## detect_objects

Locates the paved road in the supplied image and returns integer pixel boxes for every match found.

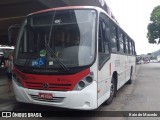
[0,63,160,120]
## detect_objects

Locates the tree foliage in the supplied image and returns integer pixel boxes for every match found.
[147,5,160,44]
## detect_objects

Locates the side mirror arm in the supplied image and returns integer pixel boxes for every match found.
[8,24,20,43]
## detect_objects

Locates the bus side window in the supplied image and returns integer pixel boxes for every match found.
[98,13,110,68]
[127,38,132,55]
[132,41,135,55]
[110,23,118,53]
[98,22,104,53]
[102,20,110,54]
[98,21,109,54]
[127,38,130,54]
[124,36,129,54]
[118,30,125,53]
[129,39,132,55]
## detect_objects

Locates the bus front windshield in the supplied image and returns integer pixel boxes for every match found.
[15,9,96,71]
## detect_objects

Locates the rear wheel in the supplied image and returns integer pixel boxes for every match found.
[104,77,116,105]
[126,68,132,84]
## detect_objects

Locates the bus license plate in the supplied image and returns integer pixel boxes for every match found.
[38,93,53,99]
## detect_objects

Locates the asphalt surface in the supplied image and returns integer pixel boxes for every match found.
[0,63,160,120]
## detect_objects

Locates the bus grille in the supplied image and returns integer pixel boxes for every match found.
[29,94,65,103]
[24,82,72,91]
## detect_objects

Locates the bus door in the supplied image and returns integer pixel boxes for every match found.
[97,13,111,103]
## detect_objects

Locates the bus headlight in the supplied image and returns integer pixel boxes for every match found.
[86,76,93,83]
[78,81,85,88]
[74,72,94,91]
[13,73,22,87]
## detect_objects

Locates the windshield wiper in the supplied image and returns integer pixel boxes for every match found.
[44,11,69,71]
[23,55,30,67]
[23,53,36,67]
[44,43,69,71]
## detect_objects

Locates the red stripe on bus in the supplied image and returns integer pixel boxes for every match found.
[13,67,89,91]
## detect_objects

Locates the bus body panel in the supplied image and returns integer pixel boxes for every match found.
[116,54,127,89]
[97,54,135,106]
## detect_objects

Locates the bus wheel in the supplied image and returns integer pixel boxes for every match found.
[104,77,116,105]
[126,68,132,84]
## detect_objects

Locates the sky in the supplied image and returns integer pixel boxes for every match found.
[106,0,160,55]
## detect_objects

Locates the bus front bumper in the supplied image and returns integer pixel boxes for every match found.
[12,80,98,110]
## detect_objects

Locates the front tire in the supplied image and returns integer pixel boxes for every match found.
[104,77,116,105]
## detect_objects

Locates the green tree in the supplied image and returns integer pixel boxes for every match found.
[147,5,160,44]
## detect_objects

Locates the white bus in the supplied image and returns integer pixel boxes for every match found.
[12,6,136,110]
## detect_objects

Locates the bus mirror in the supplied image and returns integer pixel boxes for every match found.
[8,24,20,44]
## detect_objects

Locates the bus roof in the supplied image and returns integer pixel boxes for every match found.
[29,5,118,23]
[24,0,119,24]
[29,6,86,15]
[29,0,111,15]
